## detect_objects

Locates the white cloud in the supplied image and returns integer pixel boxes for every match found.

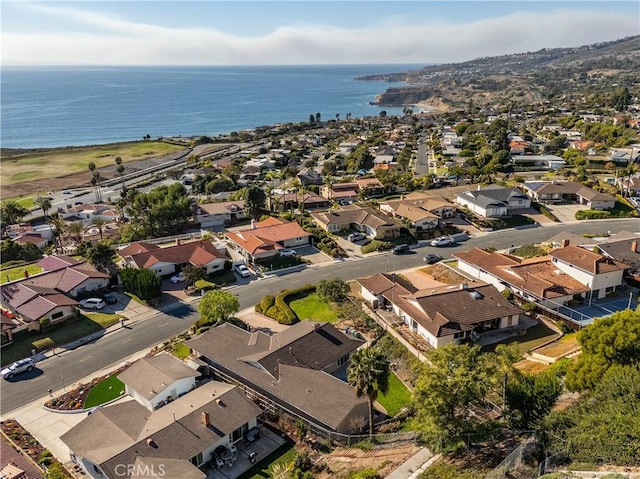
[3,5,638,65]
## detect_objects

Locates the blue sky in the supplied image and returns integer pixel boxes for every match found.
[2,1,639,65]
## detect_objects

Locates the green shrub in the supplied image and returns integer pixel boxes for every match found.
[348,468,379,479]
[501,289,514,300]
[361,240,391,254]
[575,209,611,220]
[260,295,276,311]
[39,317,51,329]
[33,337,54,350]
[522,302,537,313]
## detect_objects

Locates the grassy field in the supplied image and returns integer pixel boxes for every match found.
[1,313,124,366]
[237,443,295,479]
[0,263,43,284]
[84,375,126,408]
[377,372,412,417]
[1,141,185,186]
[483,321,560,355]
[1,194,41,210]
[289,293,339,323]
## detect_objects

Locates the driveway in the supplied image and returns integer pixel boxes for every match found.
[510,207,554,225]
[296,245,333,264]
[544,204,584,222]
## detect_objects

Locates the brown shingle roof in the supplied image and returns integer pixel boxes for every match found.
[226,220,310,255]
[550,245,629,274]
[118,242,160,258]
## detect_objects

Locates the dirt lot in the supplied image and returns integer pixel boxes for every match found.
[316,444,422,479]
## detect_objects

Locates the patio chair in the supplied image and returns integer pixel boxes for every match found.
[229,444,237,455]
[215,456,224,468]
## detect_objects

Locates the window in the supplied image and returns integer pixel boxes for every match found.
[190,452,203,467]
[51,311,64,320]
[507,316,513,326]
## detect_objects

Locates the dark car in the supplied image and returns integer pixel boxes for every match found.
[103,292,118,304]
[391,244,410,255]
[423,253,443,264]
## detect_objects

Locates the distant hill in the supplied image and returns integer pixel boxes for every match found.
[359,35,640,111]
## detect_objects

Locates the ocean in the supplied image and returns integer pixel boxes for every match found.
[0,65,421,149]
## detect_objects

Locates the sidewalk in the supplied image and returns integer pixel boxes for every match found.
[385,448,439,479]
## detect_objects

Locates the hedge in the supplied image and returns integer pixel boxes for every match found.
[255,284,316,325]
[575,209,611,220]
[361,240,392,254]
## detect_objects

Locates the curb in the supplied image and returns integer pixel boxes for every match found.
[42,392,126,415]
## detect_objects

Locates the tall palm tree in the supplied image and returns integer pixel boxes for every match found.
[91,217,105,240]
[66,222,84,243]
[115,156,126,196]
[34,195,54,243]
[347,347,390,436]
[88,162,102,202]
[50,214,66,252]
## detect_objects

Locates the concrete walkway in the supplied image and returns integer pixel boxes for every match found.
[385,448,439,479]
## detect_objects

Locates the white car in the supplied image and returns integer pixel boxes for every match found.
[234,264,251,277]
[430,236,455,247]
[348,232,366,242]
[170,272,185,284]
[79,298,106,310]
[278,249,297,257]
[1,358,35,379]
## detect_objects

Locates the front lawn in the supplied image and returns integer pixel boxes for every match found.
[1,313,124,366]
[377,372,412,417]
[0,263,43,284]
[289,293,339,323]
[256,255,304,271]
[84,375,125,408]
[172,342,191,359]
[237,443,295,479]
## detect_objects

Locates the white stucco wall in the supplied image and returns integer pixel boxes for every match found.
[70,278,109,297]
[149,262,176,277]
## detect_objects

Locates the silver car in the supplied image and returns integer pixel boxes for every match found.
[1,358,35,379]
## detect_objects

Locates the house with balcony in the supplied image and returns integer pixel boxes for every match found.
[456,185,531,218]
[61,381,262,479]
[187,321,369,435]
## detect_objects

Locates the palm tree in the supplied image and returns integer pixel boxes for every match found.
[66,222,84,243]
[50,214,66,251]
[88,162,102,202]
[91,217,105,240]
[115,156,126,196]
[347,347,390,436]
[34,195,54,242]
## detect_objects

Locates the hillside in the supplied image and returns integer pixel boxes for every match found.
[359,35,640,111]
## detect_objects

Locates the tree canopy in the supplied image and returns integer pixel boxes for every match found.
[128,183,193,237]
[316,278,350,303]
[198,289,240,326]
[244,186,267,220]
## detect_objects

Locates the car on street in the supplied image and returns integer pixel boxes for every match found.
[63,190,72,194]
[431,236,455,247]
[2,358,35,379]
[170,272,185,284]
[278,249,297,257]
[348,232,366,242]
[423,253,443,264]
[234,264,251,277]
[391,244,410,255]
[79,298,106,310]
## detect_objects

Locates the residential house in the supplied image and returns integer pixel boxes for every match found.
[62,204,119,225]
[454,243,629,307]
[520,181,616,210]
[297,169,324,186]
[357,272,417,309]
[193,201,247,228]
[596,237,640,281]
[120,240,228,277]
[187,321,369,434]
[118,354,200,411]
[617,173,640,196]
[511,154,565,170]
[6,223,54,243]
[320,182,359,202]
[269,192,330,213]
[380,194,456,230]
[354,177,386,197]
[12,233,48,250]
[0,283,78,331]
[225,217,311,262]
[61,381,262,479]
[310,206,404,238]
[456,185,531,218]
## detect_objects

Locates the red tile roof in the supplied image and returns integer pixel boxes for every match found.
[226,220,310,255]
[550,245,629,274]
[128,240,227,269]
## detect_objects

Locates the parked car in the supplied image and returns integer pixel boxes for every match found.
[234,264,251,277]
[431,236,455,247]
[103,292,118,304]
[79,298,106,310]
[170,272,185,284]
[1,358,35,379]
[423,253,443,264]
[348,232,366,242]
[391,244,410,255]
[62,190,72,194]
[278,249,297,257]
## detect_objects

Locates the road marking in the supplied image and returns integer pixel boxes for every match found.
[121,338,133,344]
[158,322,169,328]
[78,356,93,363]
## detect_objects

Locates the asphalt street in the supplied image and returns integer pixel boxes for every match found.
[1,219,638,414]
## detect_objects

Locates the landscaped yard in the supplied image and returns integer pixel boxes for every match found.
[0,263,43,284]
[172,342,191,359]
[1,313,124,366]
[84,375,125,408]
[237,443,295,479]
[483,321,560,355]
[376,372,412,417]
[289,293,338,323]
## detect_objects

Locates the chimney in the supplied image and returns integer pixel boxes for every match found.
[250,219,256,229]
[632,241,638,253]
[201,411,210,426]
[460,283,468,290]
[562,239,570,248]
[477,185,481,191]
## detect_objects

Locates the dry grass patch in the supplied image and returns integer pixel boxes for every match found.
[419,263,469,284]
[514,359,549,375]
